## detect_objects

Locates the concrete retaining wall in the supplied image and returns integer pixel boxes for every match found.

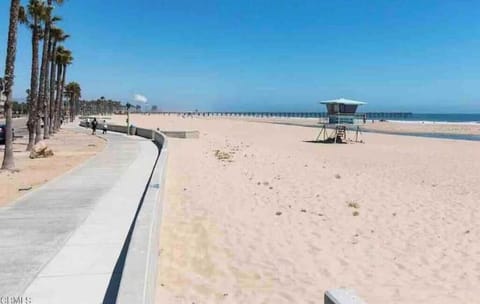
[161,130,199,139]
[79,121,199,139]
[115,127,168,304]
[325,289,367,304]
[109,125,128,134]
[136,127,155,140]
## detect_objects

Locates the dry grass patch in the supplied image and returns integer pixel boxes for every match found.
[214,149,233,161]
[347,201,360,209]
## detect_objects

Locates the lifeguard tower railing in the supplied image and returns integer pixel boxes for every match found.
[323,114,365,125]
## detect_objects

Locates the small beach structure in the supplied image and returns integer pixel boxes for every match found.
[316,98,366,143]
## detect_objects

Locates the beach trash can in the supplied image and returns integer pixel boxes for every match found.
[129,125,136,135]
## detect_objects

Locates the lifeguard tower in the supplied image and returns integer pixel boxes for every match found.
[316,98,366,143]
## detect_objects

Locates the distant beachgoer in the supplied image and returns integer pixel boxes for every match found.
[363,114,367,124]
[102,120,108,134]
[91,118,97,135]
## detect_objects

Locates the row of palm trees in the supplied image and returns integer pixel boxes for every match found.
[2,0,78,171]
[79,98,124,116]
[64,81,80,121]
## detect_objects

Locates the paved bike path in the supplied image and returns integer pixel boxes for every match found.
[0,130,158,303]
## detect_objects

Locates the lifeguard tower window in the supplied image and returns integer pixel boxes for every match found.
[326,103,358,115]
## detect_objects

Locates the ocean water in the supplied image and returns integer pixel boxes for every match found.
[186,112,480,124]
[368,113,480,141]
[393,113,480,124]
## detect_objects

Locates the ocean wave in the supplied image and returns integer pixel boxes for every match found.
[386,120,480,125]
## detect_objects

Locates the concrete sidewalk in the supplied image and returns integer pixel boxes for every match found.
[0,129,158,303]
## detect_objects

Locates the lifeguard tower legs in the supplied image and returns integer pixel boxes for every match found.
[315,124,363,143]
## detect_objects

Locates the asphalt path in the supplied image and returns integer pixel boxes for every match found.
[0,116,28,137]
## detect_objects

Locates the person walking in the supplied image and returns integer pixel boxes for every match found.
[91,118,97,135]
[102,120,108,134]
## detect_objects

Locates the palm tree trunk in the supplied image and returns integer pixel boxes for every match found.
[36,38,48,143]
[42,34,52,139]
[48,40,57,134]
[69,95,74,122]
[26,16,40,151]
[59,64,67,125]
[1,0,20,171]
[54,63,62,130]
[74,98,78,117]
[36,7,51,142]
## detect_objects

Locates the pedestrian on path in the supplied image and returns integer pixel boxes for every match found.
[91,118,97,135]
[102,120,108,134]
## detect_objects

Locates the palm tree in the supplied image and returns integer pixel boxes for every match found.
[36,5,51,142]
[64,82,80,121]
[19,0,47,151]
[53,45,65,130]
[54,46,72,129]
[41,15,61,138]
[48,26,68,134]
[100,96,105,115]
[1,0,21,171]
[107,99,113,114]
[37,0,63,141]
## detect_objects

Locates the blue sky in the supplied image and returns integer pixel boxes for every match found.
[1,0,480,112]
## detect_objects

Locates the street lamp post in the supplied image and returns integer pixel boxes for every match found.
[126,102,131,135]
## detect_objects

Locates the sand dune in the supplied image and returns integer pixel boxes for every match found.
[113,114,480,304]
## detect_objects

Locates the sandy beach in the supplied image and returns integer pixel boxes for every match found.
[0,126,105,206]
[114,114,480,303]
